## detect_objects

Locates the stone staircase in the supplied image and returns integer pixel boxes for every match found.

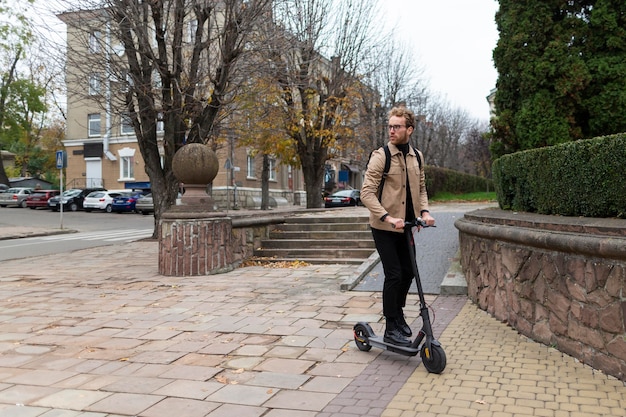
[252,212,375,264]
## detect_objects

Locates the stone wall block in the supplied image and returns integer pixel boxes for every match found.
[534,275,547,303]
[515,316,532,336]
[591,352,624,381]
[518,252,542,283]
[547,291,570,323]
[566,279,587,302]
[605,265,623,298]
[536,304,549,321]
[568,319,604,350]
[607,336,626,362]
[599,303,624,334]
[567,257,586,288]
[520,298,534,321]
[587,288,613,308]
[532,321,553,345]
[541,254,559,284]
[593,261,613,289]
[584,261,599,292]
[555,335,582,358]
[549,312,568,336]
[501,246,527,279]
[493,290,509,323]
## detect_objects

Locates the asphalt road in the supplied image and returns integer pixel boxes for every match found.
[0,206,155,261]
[354,202,497,295]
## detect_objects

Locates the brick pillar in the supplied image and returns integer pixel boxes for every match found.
[159,212,234,276]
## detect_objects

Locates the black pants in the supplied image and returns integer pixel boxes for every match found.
[371,227,414,320]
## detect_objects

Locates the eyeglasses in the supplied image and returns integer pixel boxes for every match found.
[388,124,406,131]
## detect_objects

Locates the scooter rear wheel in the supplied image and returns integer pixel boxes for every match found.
[353,323,372,352]
[420,344,446,374]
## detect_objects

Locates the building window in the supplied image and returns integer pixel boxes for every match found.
[188,19,198,43]
[88,73,101,95]
[118,147,135,180]
[247,154,255,179]
[269,157,277,181]
[157,112,164,133]
[121,113,134,135]
[89,31,101,53]
[88,114,101,137]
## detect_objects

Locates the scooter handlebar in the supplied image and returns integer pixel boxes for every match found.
[406,217,435,228]
[391,217,435,229]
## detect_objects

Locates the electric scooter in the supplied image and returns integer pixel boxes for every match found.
[353,218,447,374]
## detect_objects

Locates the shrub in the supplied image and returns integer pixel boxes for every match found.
[492,133,626,218]
[425,166,494,199]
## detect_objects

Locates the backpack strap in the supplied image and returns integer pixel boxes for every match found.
[412,145,423,170]
[377,145,392,201]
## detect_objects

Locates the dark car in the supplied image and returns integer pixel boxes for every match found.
[26,190,60,209]
[111,191,145,213]
[48,188,106,212]
[324,189,361,208]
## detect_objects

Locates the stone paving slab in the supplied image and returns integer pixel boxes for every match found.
[0,237,624,417]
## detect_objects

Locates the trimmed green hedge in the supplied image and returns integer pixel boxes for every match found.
[424,166,493,199]
[492,133,626,218]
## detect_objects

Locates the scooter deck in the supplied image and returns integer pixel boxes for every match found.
[366,335,420,356]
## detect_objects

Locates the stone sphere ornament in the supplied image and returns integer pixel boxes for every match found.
[172,143,219,208]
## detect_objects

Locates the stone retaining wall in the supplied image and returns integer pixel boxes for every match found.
[158,208,288,276]
[455,209,626,381]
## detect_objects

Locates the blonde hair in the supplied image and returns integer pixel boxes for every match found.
[388,106,416,129]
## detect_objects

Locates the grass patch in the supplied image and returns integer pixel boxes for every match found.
[431,191,497,203]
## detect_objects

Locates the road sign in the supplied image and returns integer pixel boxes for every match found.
[56,150,67,169]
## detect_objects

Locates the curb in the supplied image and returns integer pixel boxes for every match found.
[344,250,468,295]
[439,249,468,295]
[0,228,77,241]
[340,250,379,291]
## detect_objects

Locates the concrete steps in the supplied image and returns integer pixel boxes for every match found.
[252,212,375,264]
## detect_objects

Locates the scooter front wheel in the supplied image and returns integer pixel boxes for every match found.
[353,323,372,352]
[420,343,446,374]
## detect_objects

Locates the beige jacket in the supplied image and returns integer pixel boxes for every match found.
[361,143,429,232]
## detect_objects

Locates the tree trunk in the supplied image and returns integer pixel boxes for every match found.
[0,158,9,186]
[261,153,270,210]
[301,154,324,209]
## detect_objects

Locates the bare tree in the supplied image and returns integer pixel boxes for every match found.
[358,39,429,152]
[462,121,492,177]
[263,0,381,208]
[58,0,273,236]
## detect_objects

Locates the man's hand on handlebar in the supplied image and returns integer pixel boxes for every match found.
[388,215,436,230]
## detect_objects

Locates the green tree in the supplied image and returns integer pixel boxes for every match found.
[3,78,48,176]
[579,0,626,135]
[491,0,591,157]
[0,0,34,185]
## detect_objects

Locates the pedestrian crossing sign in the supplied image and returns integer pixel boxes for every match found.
[56,150,67,169]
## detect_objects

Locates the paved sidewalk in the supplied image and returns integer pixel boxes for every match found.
[0,232,624,416]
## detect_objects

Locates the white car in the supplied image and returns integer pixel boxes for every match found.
[82,190,127,213]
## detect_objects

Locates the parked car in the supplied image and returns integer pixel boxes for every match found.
[0,187,34,208]
[25,190,60,209]
[0,184,8,193]
[111,191,145,213]
[83,190,127,213]
[48,187,106,212]
[135,192,183,215]
[324,189,361,208]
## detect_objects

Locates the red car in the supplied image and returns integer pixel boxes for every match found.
[26,190,60,209]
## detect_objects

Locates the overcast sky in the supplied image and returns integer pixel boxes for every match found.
[386,0,500,121]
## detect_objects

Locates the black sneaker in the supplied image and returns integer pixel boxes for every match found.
[383,328,412,347]
[396,316,412,337]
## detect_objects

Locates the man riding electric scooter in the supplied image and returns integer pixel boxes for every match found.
[360,106,435,347]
